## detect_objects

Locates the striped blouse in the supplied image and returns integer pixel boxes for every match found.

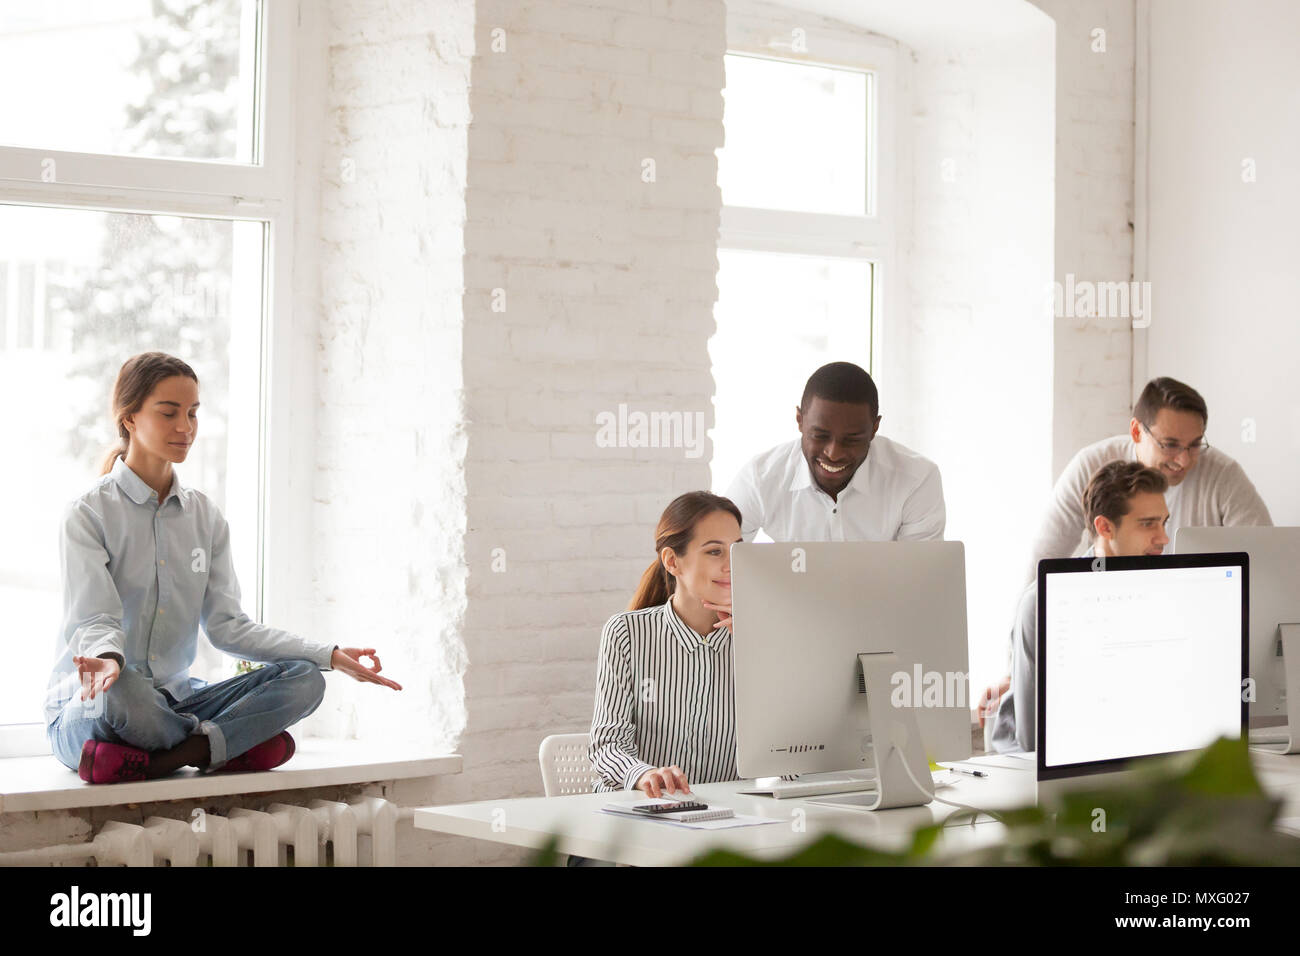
[589,598,738,792]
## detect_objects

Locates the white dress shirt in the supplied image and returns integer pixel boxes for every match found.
[724,435,946,542]
[45,457,336,726]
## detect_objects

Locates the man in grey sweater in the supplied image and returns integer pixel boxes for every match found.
[1022,376,1271,582]
[990,461,1173,753]
[978,376,1272,729]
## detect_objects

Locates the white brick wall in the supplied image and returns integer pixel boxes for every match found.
[298,0,479,863]
[258,0,721,866]
[453,0,724,863]
[309,0,475,773]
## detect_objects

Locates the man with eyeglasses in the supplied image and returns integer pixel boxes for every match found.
[1025,376,1270,574]
[976,376,1272,730]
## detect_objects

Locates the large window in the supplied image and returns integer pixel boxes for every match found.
[0,0,295,755]
[0,1,260,161]
[710,29,897,493]
[716,55,869,217]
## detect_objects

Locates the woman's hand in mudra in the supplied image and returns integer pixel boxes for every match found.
[331,647,402,690]
[73,654,120,701]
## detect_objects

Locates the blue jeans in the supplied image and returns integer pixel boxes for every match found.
[47,660,326,773]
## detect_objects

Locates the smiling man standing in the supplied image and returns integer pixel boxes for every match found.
[724,362,945,543]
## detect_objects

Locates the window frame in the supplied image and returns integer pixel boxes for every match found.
[719,14,900,377]
[0,0,300,756]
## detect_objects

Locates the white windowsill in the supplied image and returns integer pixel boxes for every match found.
[0,738,462,813]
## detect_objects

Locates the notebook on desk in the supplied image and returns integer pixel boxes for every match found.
[597,799,784,830]
[600,798,735,824]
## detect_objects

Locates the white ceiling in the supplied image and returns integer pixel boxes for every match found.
[766,0,1054,49]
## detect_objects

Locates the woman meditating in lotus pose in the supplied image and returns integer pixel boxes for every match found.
[45,352,402,784]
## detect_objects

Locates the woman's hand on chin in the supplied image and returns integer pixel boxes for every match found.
[702,600,733,633]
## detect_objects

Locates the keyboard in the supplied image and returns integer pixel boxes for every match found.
[1249,728,1291,746]
[740,770,877,799]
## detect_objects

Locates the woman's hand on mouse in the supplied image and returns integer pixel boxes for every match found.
[636,765,691,798]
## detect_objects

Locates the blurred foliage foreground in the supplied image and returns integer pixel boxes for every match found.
[531,737,1300,866]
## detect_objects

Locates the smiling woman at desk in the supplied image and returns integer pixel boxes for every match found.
[588,491,745,800]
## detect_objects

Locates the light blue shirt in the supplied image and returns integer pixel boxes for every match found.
[44,457,336,726]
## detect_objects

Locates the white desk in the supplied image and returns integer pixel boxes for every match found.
[1252,749,1300,826]
[413,750,1300,866]
[413,766,1034,866]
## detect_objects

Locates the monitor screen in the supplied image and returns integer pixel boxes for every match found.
[1042,561,1245,770]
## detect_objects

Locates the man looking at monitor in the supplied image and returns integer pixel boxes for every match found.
[1027,376,1268,577]
[724,362,945,543]
[989,460,1171,753]
[977,376,1271,727]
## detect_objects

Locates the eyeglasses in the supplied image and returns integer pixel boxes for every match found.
[1141,422,1210,456]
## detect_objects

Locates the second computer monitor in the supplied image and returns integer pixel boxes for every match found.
[1176,526,1300,726]
[730,541,972,779]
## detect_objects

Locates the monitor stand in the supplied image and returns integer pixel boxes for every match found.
[1253,623,1300,754]
[814,652,934,811]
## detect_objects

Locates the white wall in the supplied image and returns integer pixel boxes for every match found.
[1141,0,1300,526]
[899,23,1056,691]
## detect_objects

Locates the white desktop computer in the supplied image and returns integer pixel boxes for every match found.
[730,541,971,810]
[1036,553,1248,806]
[1176,526,1300,752]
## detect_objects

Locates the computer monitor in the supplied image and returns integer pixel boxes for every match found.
[1176,526,1300,745]
[731,541,972,782]
[1037,553,1248,805]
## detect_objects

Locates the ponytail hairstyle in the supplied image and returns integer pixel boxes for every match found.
[629,491,743,611]
[98,352,199,475]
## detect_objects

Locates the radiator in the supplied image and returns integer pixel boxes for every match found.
[2,797,404,867]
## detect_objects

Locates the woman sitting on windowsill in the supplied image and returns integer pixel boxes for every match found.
[44,351,402,784]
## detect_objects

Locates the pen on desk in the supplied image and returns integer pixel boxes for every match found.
[950,767,987,777]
